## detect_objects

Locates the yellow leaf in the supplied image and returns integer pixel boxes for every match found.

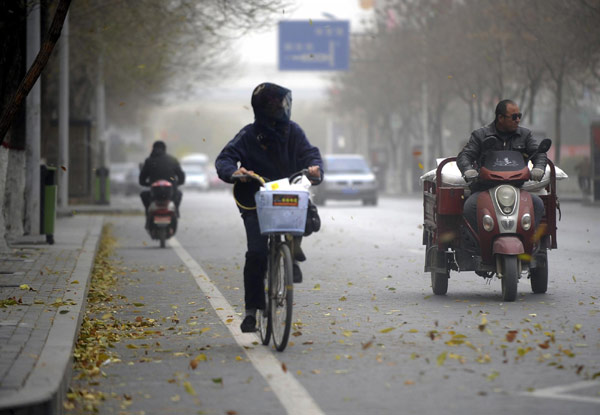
[408,329,418,333]
[379,327,395,333]
[437,352,447,366]
[194,353,207,362]
[342,330,353,337]
[19,284,30,290]
[313,284,321,291]
[170,394,180,402]
[126,344,139,349]
[235,356,243,361]
[183,381,196,396]
[200,327,211,334]
[339,296,347,301]
[487,371,499,381]
[71,280,79,284]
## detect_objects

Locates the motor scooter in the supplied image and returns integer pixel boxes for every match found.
[423,138,557,301]
[146,180,178,248]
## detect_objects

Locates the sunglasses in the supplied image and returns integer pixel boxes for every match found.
[503,113,522,121]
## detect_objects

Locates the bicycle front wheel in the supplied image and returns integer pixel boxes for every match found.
[270,243,293,351]
[257,271,271,345]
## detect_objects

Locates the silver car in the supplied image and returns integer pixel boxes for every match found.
[313,154,378,206]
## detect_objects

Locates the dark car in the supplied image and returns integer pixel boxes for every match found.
[312,154,378,206]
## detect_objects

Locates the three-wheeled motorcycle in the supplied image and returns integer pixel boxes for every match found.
[422,138,561,301]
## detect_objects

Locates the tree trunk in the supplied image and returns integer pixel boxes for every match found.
[0,0,71,145]
[553,69,564,164]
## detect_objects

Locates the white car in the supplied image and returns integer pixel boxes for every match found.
[183,164,209,191]
[312,154,378,206]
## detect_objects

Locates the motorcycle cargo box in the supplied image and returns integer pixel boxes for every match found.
[436,187,464,215]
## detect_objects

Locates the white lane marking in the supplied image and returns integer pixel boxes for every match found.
[520,380,600,404]
[169,237,326,415]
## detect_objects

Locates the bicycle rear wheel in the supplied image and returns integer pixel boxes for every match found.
[257,271,271,345]
[270,243,293,351]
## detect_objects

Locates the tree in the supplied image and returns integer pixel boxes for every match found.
[0,0,71,146]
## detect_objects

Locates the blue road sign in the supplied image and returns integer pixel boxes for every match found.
[279,20,349,71]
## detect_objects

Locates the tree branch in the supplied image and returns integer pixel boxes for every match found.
[0,0,72,146]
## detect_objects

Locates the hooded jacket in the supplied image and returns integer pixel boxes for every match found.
[215,83,323,209]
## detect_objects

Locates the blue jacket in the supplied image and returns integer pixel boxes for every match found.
[216,121,323,182]
[215,121,323,208]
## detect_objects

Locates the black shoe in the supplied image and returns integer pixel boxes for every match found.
[293,244,306,262]
[293,263,303,283]
[240,315,257,333]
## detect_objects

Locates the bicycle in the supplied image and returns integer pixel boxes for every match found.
[232,169,318,351]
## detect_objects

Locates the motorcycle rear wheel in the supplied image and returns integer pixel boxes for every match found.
[500,255,518,302]
[158,227,167,248]
[431,271,449,295]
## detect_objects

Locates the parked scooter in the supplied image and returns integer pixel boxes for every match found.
[146,180,178,248]
[423,138,557,301]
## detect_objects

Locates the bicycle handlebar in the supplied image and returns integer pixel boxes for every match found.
[231,169,322,185]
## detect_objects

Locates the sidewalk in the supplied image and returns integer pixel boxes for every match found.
[0,197,142,415]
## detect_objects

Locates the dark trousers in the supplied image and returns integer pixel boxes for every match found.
[241,211,268,311]
[464,190,544,232]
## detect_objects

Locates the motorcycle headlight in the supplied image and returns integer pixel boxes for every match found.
[482,214,494,232]
[496,185,517,214]
[521,213,532,231]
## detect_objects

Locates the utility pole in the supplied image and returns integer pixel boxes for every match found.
[58,12,69,208]
[421,82,429,172]
[25,2,41,235]
[96,55,107,167]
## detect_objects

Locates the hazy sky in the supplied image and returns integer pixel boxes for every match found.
[212,0,375,95]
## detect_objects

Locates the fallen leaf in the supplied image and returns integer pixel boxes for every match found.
[362,340,374,350]
[380,327,395,334]
[437,352,447,366]
[486,371,499,381]
[506,330,518,342]
[183,381,196,396]
[282,363,287,373]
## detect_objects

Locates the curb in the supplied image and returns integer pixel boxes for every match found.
[0,216,104,415]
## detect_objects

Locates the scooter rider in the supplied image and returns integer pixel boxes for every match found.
[457,99,548,233]
[215,82,323,333]
[139,140,185,226]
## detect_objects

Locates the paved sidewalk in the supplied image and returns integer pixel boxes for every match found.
[0,195,142,415]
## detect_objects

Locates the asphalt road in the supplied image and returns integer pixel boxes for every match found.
[68,191,600,415]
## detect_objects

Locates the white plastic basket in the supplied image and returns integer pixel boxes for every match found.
[255,190,309,235]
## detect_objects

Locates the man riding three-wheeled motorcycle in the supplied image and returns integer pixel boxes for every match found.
[422,99,564,301]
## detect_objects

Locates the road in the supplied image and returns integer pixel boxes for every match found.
[68,191,600,415]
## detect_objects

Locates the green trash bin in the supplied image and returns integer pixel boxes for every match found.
[40,165,57,245]
[94,166,110,205]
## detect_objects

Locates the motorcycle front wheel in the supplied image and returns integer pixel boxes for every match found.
[500,255,518,302]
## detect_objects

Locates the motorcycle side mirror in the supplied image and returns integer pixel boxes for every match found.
[482,136,497,150]
[537,138,552,153]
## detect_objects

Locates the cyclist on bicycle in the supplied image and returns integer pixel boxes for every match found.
[215,82,323,333]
